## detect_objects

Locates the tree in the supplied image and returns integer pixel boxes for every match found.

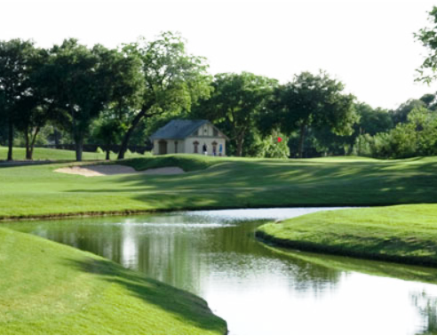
[415,7,437,84]
[420,93,436,107]
[117,32,212,159]
[269,71,357,158]
[355,103,393,136]
[354,106,437,158]
[191,72,277,156]
[47,39,143,161]
[13,48,60,160]
[0,39,37,161]
[92,113,124,160]
[390,99,427,124]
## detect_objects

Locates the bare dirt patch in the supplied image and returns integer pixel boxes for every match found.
[54,165,184,177]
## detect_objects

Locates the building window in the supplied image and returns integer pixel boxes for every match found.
[193,141,199,154]
[175,141,178,153]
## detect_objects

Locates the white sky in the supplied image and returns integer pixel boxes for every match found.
[1,0,437,109]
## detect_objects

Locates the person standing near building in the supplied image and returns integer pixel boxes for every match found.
[219,143,223,156]
[203,143,208,155]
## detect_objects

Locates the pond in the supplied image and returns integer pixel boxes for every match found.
[3,208,437,335]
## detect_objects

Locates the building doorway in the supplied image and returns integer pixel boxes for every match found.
[158,140,168,155]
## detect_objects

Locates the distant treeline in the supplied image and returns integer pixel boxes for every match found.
[0,32,436,161]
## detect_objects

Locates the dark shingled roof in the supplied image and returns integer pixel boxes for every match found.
[150,120,210,141]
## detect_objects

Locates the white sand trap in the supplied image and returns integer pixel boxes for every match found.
[55,165,184,177]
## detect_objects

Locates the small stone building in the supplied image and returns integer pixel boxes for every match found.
[150,120,229,156]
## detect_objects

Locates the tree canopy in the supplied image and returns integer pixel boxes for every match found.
[0,39,38,160]
[191,72,277,156]
[117,32,212,159]
[265,71,357,158]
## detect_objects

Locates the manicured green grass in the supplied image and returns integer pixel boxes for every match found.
[0,146,144,161]
[121,154,217,172]
[1,154,437,219]
[0,227,226,335]
[256,205,437,266]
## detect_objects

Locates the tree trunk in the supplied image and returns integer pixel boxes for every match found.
[118,105,152,160]
[27,127,41,161]
[106,146,110,161]
[236,134,245,157]
[25,131,31,160]
[297,124,307,158]
[7,119,13,161]
[75,136,83,162]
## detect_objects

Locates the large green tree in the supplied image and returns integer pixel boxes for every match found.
[0,39,37,161]
[268,71,357,158]
[117,32,212,159]
[191,72,277,156]
[13,48,61,160]
[46,39,142,161]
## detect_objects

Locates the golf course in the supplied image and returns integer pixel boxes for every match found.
[1,149,437,219]
[2,148,437,334]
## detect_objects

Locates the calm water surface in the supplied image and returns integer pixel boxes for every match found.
[3,208,437,335]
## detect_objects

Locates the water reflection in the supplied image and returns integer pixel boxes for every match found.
[411,291,437,334]
[3,208,437,335]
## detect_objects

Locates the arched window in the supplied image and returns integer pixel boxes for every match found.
[193,141,199,154]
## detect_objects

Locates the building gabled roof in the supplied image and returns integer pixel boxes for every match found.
[150,119,228,141]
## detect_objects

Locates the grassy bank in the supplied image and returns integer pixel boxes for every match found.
[0,227,226,334]
[0,146,144,162]
[256,205,437,266]
[1,154,437,219]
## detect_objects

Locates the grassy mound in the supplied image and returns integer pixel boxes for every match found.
[256,204,437,266]
[120,154,217,172]
[0,228,226,334]
[1,155,437,219]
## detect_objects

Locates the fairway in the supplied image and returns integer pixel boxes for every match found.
[1,154,437,219]
[0,227,227,334]
[256,205,437,266]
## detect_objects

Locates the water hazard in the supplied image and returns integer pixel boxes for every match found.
[3,208,437,334]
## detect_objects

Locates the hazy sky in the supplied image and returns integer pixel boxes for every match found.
[2,0,437,109]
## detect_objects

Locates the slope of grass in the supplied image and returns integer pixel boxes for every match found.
[1,154,437,219]
[256,205,437,266]
[0,146,144,161]
[0,227,226,335]
[120,154,217,172]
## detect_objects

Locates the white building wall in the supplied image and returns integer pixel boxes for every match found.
[153,139,185,155]
[184,137,226,156]
[196,123,215,137]
[153,140,159,155]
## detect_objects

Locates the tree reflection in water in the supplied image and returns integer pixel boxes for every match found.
[3,208,437,335]
[411,291,437,334]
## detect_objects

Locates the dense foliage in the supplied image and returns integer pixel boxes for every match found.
[2,8,437,161]
[354,107,437,158]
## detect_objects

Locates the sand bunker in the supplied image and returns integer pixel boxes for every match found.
[55,165,184,177]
